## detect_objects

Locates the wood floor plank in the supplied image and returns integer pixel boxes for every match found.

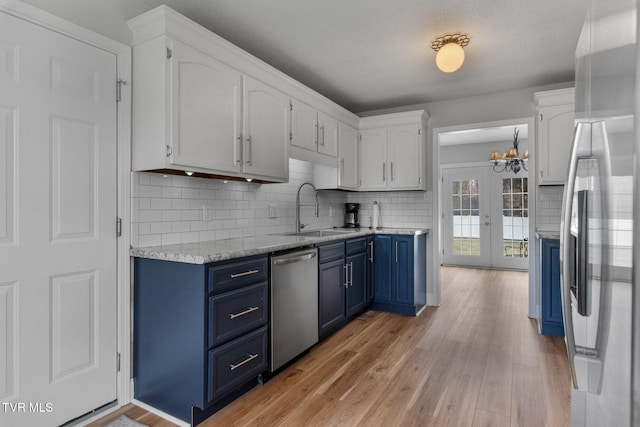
[91,267,570,427]
[511,363,548,427]
[473,409,511,427]
[476,338,514,417]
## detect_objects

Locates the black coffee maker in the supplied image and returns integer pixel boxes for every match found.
[344,203,360,228]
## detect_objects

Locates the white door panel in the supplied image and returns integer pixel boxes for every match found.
[443,165,529,270]
[359,129,387,189]
[388,125,420,189]
[0,10,118,427]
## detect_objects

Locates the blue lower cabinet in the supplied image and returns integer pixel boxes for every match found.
[372,234,427,316]
[540,239,565,336]
[134,255,268,424]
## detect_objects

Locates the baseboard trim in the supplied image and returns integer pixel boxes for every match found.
[131,398,189,427]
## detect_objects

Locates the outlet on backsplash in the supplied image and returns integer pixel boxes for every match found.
[202,205,214,222]
[268,204,277,218]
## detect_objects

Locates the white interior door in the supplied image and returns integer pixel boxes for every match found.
[0,11,118,427]
[443,165,529,270]
[443,166,491,267]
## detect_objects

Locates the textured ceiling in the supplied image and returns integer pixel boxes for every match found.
[140,0,588,113]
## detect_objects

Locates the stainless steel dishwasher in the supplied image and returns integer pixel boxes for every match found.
[270,247,318,371]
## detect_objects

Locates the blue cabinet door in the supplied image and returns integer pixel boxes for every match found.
[373,235,392,302]
[541,239,564,336]
[346,251,367,317]
[318,258,346,338]
[393,235,414,305]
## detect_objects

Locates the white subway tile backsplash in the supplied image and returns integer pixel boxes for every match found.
[131,159,434,247]
[536,185,563,230]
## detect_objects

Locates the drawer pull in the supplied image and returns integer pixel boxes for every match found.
[229,353,259,371]
[229,306,260,320]
[230,269,259,279]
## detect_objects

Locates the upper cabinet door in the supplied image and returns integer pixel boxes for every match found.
[242,76,290,181]
[317,111,338,158]
[169,40,242,173]
[388,125,422,190]
[359,128,387,190]
[537,103,574,185]
[338,122,358,190]
[291,99,317,152]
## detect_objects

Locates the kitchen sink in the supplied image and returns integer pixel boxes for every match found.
[281,229,357,237]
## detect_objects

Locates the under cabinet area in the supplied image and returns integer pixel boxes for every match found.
[534,88,575,185]
[133,255,268,425]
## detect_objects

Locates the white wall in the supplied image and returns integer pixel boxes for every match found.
[18,0,149,44]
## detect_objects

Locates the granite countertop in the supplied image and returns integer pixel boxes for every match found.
[130,227,429,264]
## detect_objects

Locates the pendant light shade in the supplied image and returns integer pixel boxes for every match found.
[435,42,465,73]
[431,33,470,74]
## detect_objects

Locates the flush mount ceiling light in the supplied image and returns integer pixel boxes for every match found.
[431,33,471,73]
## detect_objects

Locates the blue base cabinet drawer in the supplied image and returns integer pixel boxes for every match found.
[208,282,267,347]
[207,326,268,404]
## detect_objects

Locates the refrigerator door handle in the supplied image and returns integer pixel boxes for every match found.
[561,122,586,389]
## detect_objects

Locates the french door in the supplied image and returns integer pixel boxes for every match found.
[443,165,529,270]
[0,10,118,427]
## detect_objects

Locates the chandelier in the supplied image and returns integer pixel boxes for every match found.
[489,128,528,174]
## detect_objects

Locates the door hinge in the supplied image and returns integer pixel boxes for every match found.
[116,79,127,103]
[289,101,293,112]
[418,127,421,135]
[359,134,362,141]
[116,218,122,237]
[540,113,543,121]
[289,132,293,142]
[418,177,422,184]
[116,352,121,372]
[166,47,173,59]
[359,179,362,186]
[166,145,172,157]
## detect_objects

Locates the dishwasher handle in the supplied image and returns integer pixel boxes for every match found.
[272,251,317,265]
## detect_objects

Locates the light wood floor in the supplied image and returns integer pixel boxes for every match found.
[90,267,571,427]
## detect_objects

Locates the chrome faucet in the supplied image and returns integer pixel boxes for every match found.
[295,182,319,233]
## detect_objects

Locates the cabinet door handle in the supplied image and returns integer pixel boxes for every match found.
[395,241,398,263]
[369,241,374,263]
[229,306,260,320]
[343,264,349,288]
[229,353,259,371]
[236,135,242,165]
[230,269,259,279]
[340,158,345,179]
[383,163,386,181]
[246,135,252,165]
[314,121,319,145]
[350,261,353,287]
[321,124,325,146]
[390,162,394,181]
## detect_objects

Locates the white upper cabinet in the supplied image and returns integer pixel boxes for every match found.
[534,88,575,185]
[317,111,338,158]
[242,76,290,181]
[358,111,428,191]
[358,128,388,190]
[168,40,242,174]
[338,122,358,190]
[291,99,338,158]
[388,125,422,189]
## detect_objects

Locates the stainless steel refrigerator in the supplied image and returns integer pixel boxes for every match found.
[560,0,637,425]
